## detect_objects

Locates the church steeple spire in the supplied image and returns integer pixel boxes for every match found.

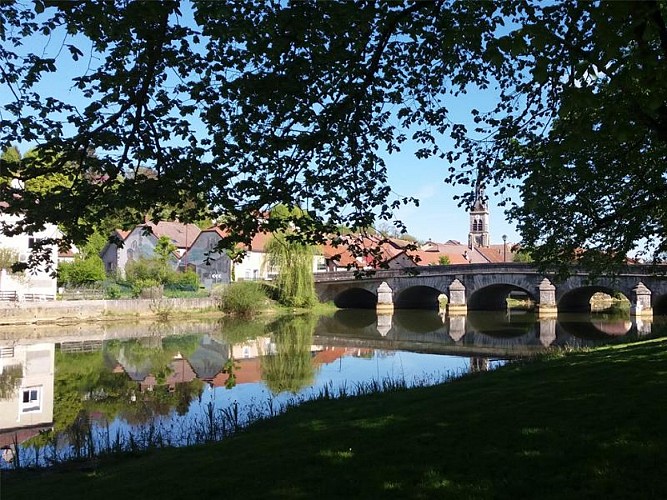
[468,178,490,248]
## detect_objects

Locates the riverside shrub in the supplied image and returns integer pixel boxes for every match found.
[218,282,266,317]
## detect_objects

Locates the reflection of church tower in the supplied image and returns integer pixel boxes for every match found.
[468,180,490,248]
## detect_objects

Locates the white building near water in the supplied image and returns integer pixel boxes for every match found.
[0,206,60,300]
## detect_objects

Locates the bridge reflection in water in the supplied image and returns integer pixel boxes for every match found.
[315,308,654,359]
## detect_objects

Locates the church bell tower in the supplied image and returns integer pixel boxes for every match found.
[468,181,490,248]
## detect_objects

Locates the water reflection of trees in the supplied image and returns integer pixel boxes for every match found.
[217,317,267,344]
[0,364,22,400]
[262,315,317,394]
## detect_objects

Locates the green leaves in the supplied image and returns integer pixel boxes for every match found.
[2,1,667,274]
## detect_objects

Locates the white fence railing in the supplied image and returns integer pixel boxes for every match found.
[0,290,17,301]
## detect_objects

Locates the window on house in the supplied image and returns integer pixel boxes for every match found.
[20,386,42,413]
[28,237,45,249]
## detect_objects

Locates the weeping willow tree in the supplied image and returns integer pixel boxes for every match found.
[262,315,317,394]
[265,234,317,309]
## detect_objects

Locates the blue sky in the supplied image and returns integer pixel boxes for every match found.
[384,145,520,246]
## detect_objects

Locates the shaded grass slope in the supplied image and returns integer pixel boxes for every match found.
[4,339,667,499]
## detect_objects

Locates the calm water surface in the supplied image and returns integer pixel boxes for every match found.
[0,309,659,468]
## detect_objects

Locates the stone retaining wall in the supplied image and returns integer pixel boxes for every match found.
[0,297,219,325]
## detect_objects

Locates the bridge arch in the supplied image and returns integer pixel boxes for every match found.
[558,286,629,313]
[652,293,667,315]
[394,285,443,310]
[468,284,536,311]
[333,287,377,309]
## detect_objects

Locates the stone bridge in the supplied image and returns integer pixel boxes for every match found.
[314,263,667,317]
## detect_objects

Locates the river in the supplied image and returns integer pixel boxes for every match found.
[0,309,660,468]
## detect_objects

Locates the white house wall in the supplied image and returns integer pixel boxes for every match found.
[234,251,270,281]
[235,252,328,281]
[0,214,59,298]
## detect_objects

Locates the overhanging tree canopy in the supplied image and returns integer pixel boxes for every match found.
[1,1,666,275]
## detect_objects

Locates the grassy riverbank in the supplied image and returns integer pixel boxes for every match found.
[4,338,667,499]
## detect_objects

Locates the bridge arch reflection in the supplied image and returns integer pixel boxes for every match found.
[392,309,445,333]
[332,309,377,329]
[465,310,535,337]
[314,309,642,357]
[557,316,632,339]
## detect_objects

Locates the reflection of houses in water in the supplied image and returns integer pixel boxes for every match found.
[106,335,375,393]
[135,358,198,393]
[314,346,369,364]
[0,343,55,458]
[113,359,199,393]
[188,335,232,383]
[206,343,364,388]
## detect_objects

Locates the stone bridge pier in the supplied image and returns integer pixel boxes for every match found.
[631,282,653,318]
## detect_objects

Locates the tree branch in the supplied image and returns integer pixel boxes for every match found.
[363,1,438,88]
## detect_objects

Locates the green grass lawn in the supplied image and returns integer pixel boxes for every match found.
[4,338,667,499]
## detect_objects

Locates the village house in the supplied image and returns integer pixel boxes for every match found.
[0,206,60,300]
[182,227,331,288]
[101,220,200,278]
[182,227,233,288]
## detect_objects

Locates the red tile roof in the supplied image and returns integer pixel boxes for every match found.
[409,249,470,265]
[319,241,360,268]
[195,226,274,253]
[116,229,131,241]
[248,232,273,252]
[141,221,201,249]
